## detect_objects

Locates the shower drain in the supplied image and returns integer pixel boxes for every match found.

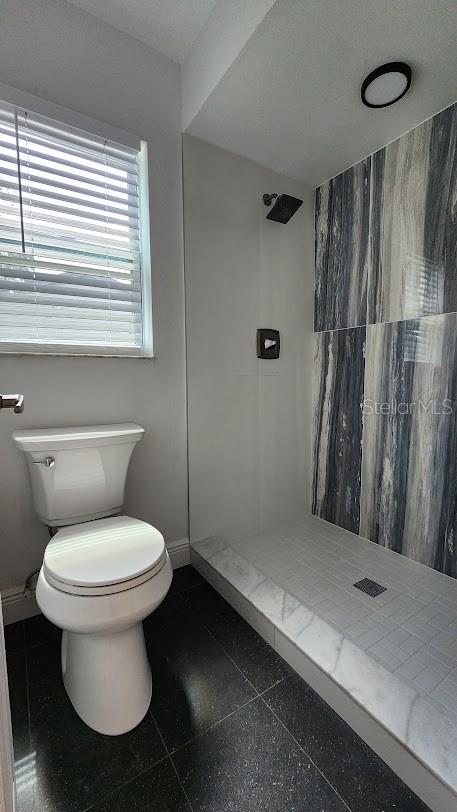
[353,577,387,598]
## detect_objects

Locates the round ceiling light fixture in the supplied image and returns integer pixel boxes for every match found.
[361,62,412,108]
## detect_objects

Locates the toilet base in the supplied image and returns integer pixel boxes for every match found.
[62,623,152,735]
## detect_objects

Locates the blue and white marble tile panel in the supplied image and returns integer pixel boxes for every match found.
[368,103,457,326]
[312,326,365,534]
[315,158,370,331]
[360,312,457,576]
[315,102,457,332]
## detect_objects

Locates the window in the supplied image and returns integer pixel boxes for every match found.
[0,97,152,356]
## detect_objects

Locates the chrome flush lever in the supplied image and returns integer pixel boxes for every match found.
[32,456,55,468]
[0,393,24,413]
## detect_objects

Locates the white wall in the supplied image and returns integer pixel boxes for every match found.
[183,135,313,545]
[0,0,187,590]
[182,0,277,130]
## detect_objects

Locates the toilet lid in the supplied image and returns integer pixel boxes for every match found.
[43,516,166,594]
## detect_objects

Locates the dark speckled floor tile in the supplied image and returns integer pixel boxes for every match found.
[264,674,430,812]
[168,564,204,595]
[90,758,190,811]
[7,571,429,812]
[29,686,165,812]
[172,696,347,811]
[23,637,166,812]
[5,629,34,812]
[182,582,291,692]
[144,594,256,752]
[7,651,29,758]
[4,620,25,655]
[27,641,63,715]
[24,613,62,650]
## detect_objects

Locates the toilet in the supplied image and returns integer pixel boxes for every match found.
[13,423,172,736]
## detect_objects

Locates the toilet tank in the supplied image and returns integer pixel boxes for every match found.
[13,424,144,527]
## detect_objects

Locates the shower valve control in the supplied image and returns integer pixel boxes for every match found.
[257,328,280,359]
[0,393,24,413]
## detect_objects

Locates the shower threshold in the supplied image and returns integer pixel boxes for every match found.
[190,514,457,812]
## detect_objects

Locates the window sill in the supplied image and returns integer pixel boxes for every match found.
[0,350,155,359]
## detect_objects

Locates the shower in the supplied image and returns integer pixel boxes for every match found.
[262,193,303,223]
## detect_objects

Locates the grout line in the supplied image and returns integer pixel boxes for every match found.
[154,646,349,812]
[168,755,194,812]
[181,571,293,699]
[167,694,260,758]
[81,754,170,812]
[259,693,352,811]
[167,753,193,811]
[149,579,294,758]
[194,622,260,696]
[207,621,292,702]
[177,585,263,698]
[145,588,262,799]
[148,709,169,753]
[150,713,194,811]
[259,673,291,696]
[314,322,367,335]
[313,308,457,336]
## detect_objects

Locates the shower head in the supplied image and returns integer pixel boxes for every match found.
[263,193,303,224]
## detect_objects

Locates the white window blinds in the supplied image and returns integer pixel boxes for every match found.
[0,100,151,355]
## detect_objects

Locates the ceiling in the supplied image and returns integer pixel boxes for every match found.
[186,0,457,186]
[66,0,457,186]
[67,0,218,63]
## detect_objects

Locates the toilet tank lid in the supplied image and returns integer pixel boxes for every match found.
[13,423,144,452]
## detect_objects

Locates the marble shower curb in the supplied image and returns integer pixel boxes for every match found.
[191,535,457,812]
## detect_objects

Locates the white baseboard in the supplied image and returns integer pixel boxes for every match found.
[1,538,191,627]
[167,538,190,569]
[1,585,40,626]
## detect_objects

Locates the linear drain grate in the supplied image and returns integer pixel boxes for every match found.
[353,578,387,598]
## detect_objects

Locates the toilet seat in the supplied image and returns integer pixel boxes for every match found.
[43,515,167,596]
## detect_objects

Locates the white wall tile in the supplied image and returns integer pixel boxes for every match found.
[184,135,314,544]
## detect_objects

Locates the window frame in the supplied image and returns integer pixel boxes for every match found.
[0,81,153,358]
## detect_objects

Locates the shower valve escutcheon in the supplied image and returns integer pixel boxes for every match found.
[0,393,24,413]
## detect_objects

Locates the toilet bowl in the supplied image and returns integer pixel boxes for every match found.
[13,424,172,736]
[36,516,172,735]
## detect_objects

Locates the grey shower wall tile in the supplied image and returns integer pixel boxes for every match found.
[367,102,457,326]
[314,158,370,331]
[312,326,365,533]
[360,313,457,576]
